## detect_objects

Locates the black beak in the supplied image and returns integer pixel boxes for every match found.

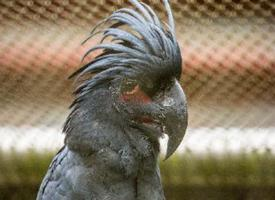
[161,80,188,160]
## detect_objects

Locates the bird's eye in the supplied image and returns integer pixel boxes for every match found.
[141,78,171,99]
[119,77,172,103]
[120,82,152,104]
[121,80,137,93]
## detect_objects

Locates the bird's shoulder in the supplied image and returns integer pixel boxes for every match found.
[36,146,71,200]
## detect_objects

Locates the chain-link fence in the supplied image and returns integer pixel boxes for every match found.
[0,0,275,153]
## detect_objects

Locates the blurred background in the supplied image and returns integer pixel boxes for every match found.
[0,0,275,199]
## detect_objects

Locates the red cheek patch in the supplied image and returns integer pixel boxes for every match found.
[120,85,152,104]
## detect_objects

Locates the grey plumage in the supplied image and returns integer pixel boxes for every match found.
[37,0,187,199]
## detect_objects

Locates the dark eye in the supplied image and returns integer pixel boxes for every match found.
[141,78,171,98]
[140,80,156,97]
[121,79,137,93]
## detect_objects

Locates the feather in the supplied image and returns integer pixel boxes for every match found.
[71,0,181,102]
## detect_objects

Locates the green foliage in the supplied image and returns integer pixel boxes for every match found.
[0,149,275,199]
[160,149,275,187]
[0,149,53,185]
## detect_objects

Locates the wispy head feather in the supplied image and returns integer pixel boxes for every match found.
[71,0,182,95]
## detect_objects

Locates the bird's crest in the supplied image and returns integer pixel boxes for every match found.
[70,0,182,96]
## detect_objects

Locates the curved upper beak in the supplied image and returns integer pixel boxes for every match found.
[161,80,188,160]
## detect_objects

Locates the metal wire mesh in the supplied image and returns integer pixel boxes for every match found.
[0,0,274,153]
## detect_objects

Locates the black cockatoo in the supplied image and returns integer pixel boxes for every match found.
[37,0,187,199]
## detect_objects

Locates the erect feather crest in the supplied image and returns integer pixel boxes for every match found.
[72,0,182,96]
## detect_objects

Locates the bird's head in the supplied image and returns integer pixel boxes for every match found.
[68,0,187,159]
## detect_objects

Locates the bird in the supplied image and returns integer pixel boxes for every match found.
[37,0,187,199]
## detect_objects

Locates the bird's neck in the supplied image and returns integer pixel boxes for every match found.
[64,86,160,159]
